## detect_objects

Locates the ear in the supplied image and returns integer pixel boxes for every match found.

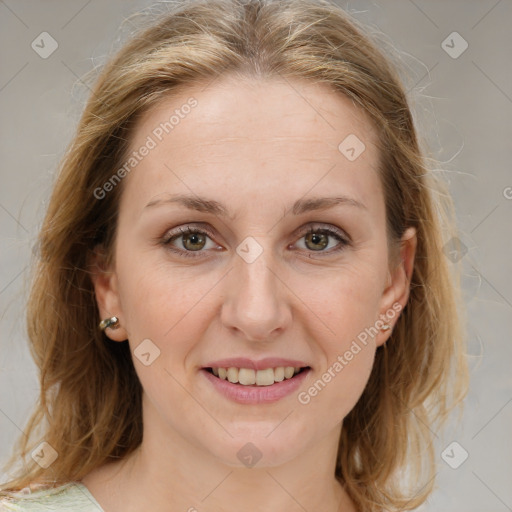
[375,226,417,347]
[88,245,129,342]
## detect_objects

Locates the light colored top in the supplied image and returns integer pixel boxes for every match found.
[0,482,105,511]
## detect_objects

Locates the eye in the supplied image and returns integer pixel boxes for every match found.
[293,225,350,255]
[161,225,220,258]
[160,223,350,259]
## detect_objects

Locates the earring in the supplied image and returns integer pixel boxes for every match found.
[99,316,120,331]
[380,324,391,331]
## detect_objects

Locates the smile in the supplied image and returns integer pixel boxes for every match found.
[201,365,311,404]
[206,366,309,386]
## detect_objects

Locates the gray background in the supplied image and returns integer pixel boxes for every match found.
[1,1,511,510]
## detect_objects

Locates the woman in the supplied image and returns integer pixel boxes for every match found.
[0,0,468,510]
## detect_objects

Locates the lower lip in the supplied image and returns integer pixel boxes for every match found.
[201,368,310,404]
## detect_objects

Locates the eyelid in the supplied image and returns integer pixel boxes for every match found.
[298,223,351,244]
[161,221,351,258]
[162,222,217,244]
[161,224,222,258]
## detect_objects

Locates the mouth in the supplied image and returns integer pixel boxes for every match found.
[203,366,311,386]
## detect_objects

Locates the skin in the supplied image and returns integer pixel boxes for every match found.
[84,74,416,512]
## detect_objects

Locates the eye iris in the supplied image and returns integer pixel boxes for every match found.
[171,228,340,254]
[183,232,206,251]
[305,232,328,251]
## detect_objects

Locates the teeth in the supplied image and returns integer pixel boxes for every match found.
[256,368,275,386]
[238,368,255,385]
[211,366,305,386]
[283,367,294,379]
[227,367,239,383]
[274,366,285,382]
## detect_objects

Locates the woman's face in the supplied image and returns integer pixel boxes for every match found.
[93,75,415,468]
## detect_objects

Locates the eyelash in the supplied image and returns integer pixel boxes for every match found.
[160,223,350,259]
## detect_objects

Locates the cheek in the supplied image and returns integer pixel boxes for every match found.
[115,252,218,358]
[292,264,383,415]
[115,264,216,408]
[298,285,379,421]
[300,348,375,426]
[295,259,386,340]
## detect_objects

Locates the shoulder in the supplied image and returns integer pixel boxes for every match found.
[0,482,104,511]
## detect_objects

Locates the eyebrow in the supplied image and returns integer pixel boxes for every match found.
[143,194,367,218]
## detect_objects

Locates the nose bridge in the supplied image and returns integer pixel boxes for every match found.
[239,248,278,300]
[221,237,291,340]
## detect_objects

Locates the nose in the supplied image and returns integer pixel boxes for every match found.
[220,246,293,342]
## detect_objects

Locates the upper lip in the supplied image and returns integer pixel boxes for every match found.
[202,357,311,371]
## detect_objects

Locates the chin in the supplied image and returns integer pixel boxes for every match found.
[201,426,311,469]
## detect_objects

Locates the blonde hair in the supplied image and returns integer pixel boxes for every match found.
[1,0,468,510]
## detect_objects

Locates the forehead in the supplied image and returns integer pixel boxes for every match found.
[119,74,382,219]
